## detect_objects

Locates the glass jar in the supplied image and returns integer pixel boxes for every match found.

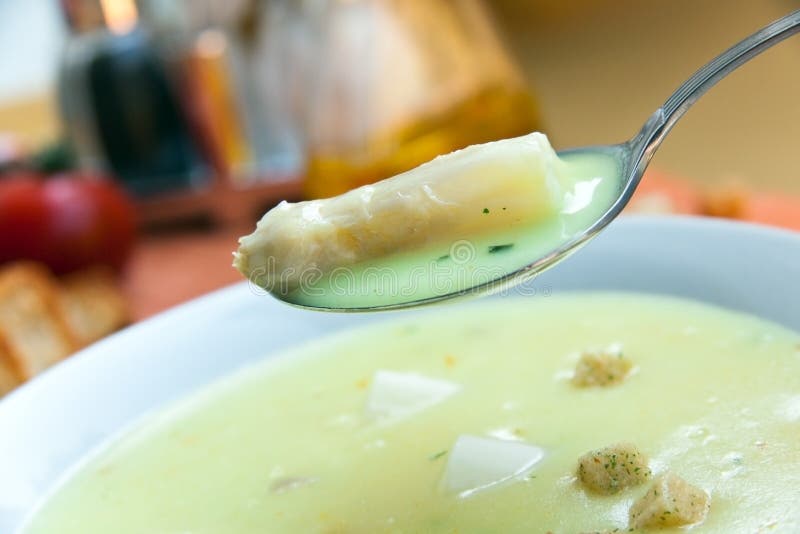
[294,0,543,198]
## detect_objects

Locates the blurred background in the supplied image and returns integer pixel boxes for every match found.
[0,0,798,393]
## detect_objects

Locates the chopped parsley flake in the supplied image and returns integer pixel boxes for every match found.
[482,208,490,214]
[488,243,514,254]
[429,450,448,461]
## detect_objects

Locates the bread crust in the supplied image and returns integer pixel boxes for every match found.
[0,262,79,380]
[59,266,129,346]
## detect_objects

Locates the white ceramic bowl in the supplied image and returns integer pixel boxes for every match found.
[1,215,799,532]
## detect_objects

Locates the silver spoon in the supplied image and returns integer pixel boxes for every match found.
[263,10,800,311]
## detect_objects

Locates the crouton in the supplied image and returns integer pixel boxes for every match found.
[0,262,78,379]
[572,346,633,387]
[629,472,710,529]
[59,267,128,346]
[577,442,651,494]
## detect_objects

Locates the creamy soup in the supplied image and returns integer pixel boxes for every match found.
[23,294,800,533]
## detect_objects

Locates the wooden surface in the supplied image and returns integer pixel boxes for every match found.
[0,93,59,150]
[493,0,800,194]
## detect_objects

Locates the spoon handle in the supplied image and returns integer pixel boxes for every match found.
[630,10,800,176]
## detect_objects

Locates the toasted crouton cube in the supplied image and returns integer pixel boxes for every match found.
[577,442,651,494]
[629,472,710,529]
[572,347,633,387]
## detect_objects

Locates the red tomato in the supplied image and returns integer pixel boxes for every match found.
[0,172,138,274]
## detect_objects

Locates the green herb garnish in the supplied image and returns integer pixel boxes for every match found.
[482,208,490,214]
[488,243,514,254]
[429,450,448,461]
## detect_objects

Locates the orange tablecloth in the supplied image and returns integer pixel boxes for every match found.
[123,227,245,321]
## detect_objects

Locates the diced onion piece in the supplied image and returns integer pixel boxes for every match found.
[442,435,545,497]
[366,370,460,420]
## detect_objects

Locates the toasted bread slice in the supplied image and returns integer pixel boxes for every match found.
[59,267,129,346]
[0,262,78,380]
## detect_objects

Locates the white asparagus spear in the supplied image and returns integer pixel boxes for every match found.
[234,133,569,289]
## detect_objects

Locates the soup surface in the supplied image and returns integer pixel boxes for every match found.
[24,293,800,533]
